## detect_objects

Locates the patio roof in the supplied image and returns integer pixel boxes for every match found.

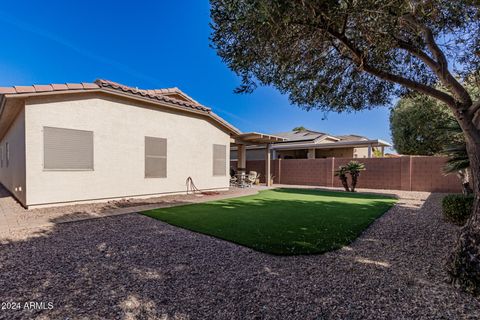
[234,132,287,144]
[271,139,391,150]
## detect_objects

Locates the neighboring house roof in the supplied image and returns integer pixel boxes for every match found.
[233,128,391,150]
[0,79,241,138]
[337,134,370,141]
[272,129,330,142]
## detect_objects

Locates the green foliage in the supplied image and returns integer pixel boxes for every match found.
[334,161,365,192]
[390,95,460,155]
[293,126,307,131]
[143,188,396,255]
[372,149,383,158]
[210,0,479,112]
[346,161,365,174]
[443,121,470,174]
[346,161,365,192]
[334,165,350,191]
[442,194,474,226]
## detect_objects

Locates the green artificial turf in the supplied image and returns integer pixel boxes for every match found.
[142,188,397,255]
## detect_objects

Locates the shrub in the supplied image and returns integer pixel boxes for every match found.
[442,194,474,226]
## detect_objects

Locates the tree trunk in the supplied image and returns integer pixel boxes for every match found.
[340,176,350,192]
[447,139,480,295]
[350,173,358,192]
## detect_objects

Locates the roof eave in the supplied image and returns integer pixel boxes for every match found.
[1,88,240,136]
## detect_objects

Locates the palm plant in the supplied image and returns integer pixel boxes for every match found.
[346,161,366,192]
[442,121,471,194]
[334,166,350,192]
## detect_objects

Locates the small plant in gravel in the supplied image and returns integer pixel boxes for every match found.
[442,194,474,226]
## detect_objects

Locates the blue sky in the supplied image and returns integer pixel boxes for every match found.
[0,1,394,149]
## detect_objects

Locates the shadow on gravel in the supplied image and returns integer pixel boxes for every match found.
[0,193,479,319]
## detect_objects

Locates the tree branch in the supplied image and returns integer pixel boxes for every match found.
[470,99,480,117]
[323,27,457,107]
[395,38,439,71]
[400,14,472,107]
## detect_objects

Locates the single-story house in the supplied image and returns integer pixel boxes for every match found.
[230,129,391,160]
[0,79,283,208]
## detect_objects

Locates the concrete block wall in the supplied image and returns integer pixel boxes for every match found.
[231,156,462,193]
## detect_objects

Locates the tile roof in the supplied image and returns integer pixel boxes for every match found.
[94,79,209,112]
[0,83,99,94]
[0,79,240,135]
[0,79,211,113]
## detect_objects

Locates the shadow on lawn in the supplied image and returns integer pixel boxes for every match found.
[0,193,479,319]
[271,187,399,199]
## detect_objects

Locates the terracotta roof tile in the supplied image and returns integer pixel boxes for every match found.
[94,79,211,113]
[14,86,36,93]
[66,83,83,90]
[33,85,53,92]
[0,79,211,114]
[0,87,17,94]
[82,83,100,89]
[0,79,239,135]
[51,84,69,90]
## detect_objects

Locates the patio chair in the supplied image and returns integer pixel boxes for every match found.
[245,171,258,187]
[229,175,238,187]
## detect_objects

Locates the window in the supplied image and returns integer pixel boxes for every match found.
[43,127,94,170]
[5,143,9,168]
[145,136,167,178]
[213,144,226,176]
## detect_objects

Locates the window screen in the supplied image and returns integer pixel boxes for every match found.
[43,127,94,170]
[213,144,226,176]
[145,136,167,178]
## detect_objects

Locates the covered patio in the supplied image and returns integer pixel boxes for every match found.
[231,132,286,186]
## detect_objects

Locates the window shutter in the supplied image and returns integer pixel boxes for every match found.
[213,144,226,176]
[145,136,167,178]
[43,127,94,170]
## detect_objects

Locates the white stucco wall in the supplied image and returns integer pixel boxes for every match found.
[0,107,26,205]
[24,96,230,206]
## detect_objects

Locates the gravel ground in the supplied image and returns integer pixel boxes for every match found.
[0,187,260,235]
[0,190,479,319]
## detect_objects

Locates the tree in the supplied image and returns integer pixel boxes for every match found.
[390,95,459,155]
[372,149,383,158]
[292,126,307,131]
[210,0,480,293]
[334,166,350,191]
[346,161,365,192]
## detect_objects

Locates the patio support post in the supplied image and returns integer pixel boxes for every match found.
[237,144,246,173]
[381,146,385,157]
[307,148,315,159]
[265,144,272,186]
[367,144,372,158]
